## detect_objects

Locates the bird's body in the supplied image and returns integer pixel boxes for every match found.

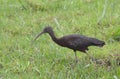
[33,26,105,63]
[55,34,104,53]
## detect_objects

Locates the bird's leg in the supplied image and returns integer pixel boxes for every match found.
[86,52,95,62]
[74,51,78,63]
[86,53,93,59]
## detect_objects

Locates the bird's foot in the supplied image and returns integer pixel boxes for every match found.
[76,59,78,63]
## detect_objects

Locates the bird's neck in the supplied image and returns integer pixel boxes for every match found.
[48,31,58,43]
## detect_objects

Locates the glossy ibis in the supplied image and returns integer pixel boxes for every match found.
[33,26,105,63]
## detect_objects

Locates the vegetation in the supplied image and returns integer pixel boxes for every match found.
[0,0,120,79]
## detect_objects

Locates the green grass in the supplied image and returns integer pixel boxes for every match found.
[0,0,120,79]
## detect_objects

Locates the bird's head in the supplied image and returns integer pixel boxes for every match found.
[32,26,53,42]
[43,26,53,33]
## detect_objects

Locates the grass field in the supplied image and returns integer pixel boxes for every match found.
[0,0,120,79]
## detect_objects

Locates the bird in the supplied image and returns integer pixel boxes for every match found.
[33,26,105,63]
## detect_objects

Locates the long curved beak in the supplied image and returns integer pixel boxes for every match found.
[32,31,44,43]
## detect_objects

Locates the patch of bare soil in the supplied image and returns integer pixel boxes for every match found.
[92,53,120,67]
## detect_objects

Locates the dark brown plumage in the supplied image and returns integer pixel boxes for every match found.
[33,26,105,62]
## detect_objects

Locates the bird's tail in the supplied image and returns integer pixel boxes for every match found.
[90,38,105,47]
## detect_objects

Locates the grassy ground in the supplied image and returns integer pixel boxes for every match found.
[0,0,120,79]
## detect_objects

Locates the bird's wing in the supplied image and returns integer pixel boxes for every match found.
[59,34,92,48]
